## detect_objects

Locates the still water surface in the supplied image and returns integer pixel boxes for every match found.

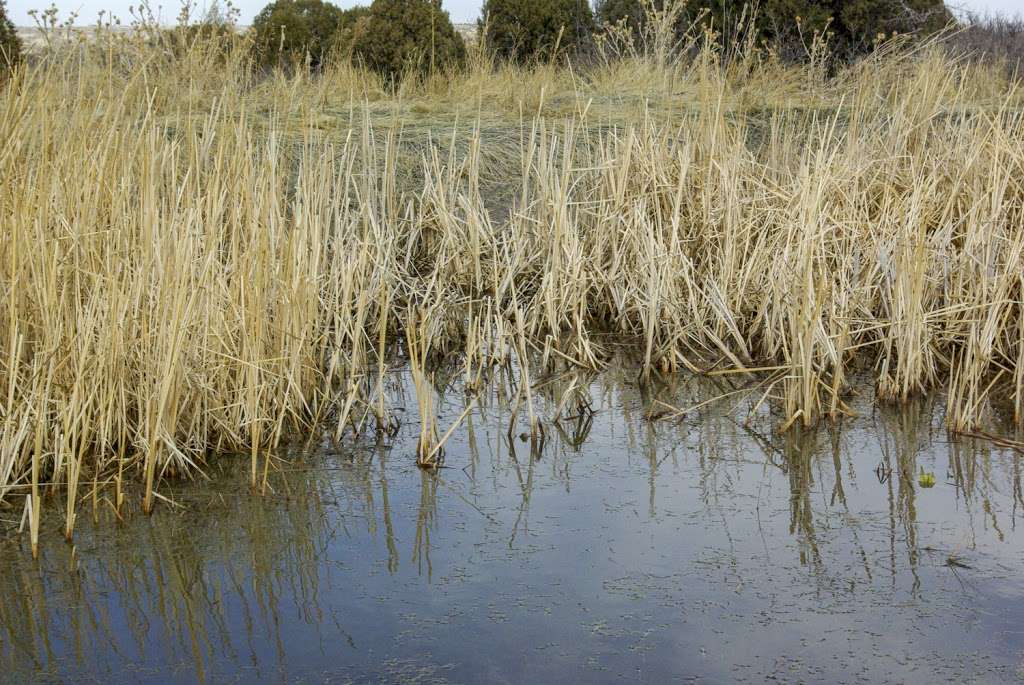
[2,366,1023,683]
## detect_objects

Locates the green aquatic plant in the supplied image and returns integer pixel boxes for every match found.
[918,468,937,488]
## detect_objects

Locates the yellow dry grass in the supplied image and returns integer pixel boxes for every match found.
[1,24,1023,548]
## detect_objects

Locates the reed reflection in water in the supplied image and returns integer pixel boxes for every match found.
[2,366,1023,683]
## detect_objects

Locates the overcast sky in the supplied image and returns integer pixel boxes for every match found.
[6,0,1021,27]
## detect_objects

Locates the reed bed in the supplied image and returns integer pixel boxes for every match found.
[1,32,1023,545]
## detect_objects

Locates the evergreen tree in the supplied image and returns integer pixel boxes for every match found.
[0,0,22,70]
[594,0,952,58]
[351,0,466,79]
[481,0,595,62]
[252,0,346,69]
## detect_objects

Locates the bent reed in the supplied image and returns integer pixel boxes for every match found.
[1,24,1023,549]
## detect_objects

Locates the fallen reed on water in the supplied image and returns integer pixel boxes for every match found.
[1,26,1023,546]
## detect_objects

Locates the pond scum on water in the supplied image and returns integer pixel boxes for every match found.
[1,23,1023,555]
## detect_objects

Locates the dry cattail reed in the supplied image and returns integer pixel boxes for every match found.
[2,24,1023,543]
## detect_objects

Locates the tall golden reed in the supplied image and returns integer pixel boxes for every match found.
[1,25,1022,547]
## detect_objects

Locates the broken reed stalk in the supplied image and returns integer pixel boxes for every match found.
[406,312,440,469]
[423,399,478,467]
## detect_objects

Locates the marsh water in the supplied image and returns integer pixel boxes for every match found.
[2,364,1023,683]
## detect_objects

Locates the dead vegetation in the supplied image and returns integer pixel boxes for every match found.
[1,16,1023,547]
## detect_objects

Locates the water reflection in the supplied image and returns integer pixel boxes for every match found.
[1,469,333,683]
[2,366,1023,683]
